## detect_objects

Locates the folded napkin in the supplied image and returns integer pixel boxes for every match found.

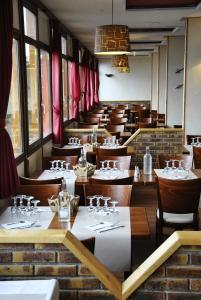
[1,221,34,229]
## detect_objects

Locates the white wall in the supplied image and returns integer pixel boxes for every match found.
[167,36,185,127]
[99,56,152,101]
[158,45,167,114]
[184,18,201,135]
[151,52,159,110]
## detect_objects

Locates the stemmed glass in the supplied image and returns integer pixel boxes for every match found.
[11,196,18,219]
[49,161,55,173]
[31,199,41,223]
[191,137,196,146]
[102,196,111,212]
[171,160,177,173]
[110,200,119,214]
[95,195,102,212]
[87,196,95,213]
[163,160,171,173]
[99,160,106,175]
[115,139,119,147]
[196,137,201,147]
[105,160,111,178]
[65,162,70,172]
[24,196,34,218]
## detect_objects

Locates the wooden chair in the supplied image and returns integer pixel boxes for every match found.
[78,123,99,129]
[15,184,61,205]
[52,146,82,157]
[137,122,156,128]
[19,176,63,185]
[109,117,128,125]
[111,109,125,114]
[106,124,125,133]
[83,117,100,124]
[193,147,201,168]
[89,113,103,118]
[96,155,131,170]
[90,176,134,185]
[96,147,127,156]
[43,156,78,170]
[156,177,201,245]
[93,109,105,114]
[84,184,132,206]
[109,113,124,119]
[157,154,193,170]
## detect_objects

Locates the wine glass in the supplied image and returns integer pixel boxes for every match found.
[87,196,95,213]
[10,196,18,219]
[110,200,119,214]
[163,160,171,173]
[31,199,41,224]
[102,196,111,212]
[94,195,102,212]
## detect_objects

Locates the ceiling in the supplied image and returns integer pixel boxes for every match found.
[41,0,201,55]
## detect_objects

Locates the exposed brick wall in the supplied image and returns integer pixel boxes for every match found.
[0,244,201,299]
[126,129,184,169]
[129,246,201,300]
[0,243,118,300]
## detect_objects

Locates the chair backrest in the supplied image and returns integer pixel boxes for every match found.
[137,122,156,128]
[96,155,131,170]
[89,176,134,185]
[106,124,125,133]
[109,113,124,118]
[15,184,61,205]
[19,176,63,185]
[109,117,127,125]
[111,109,125,114]
[84,184,132,206]
[96,146,127,156]
[157,154,193,170]
[93,109,105,114]
[43,156,78,170]
[52,146,82,157]
[78,123,99,129]
[157,177,201,215]
[193,146,201,168]
[89,113,103,118]
[83,117,100,124]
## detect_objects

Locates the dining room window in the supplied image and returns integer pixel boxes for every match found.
[68,61,73,119]
[62,59,68,121]
[6,38,23,157]
[23,7,37,40]
[25,43,40,145]
[40,50,52,137]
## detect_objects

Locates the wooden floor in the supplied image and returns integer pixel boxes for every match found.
[131,185,201,269]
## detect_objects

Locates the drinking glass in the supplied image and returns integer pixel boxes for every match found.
[31,199,41,223]
[10,196,18,220]
[110,200,119,214]
[95,195,102,212]
[102,196,111,212]
[191,137,196,146]
[163,160,171,173]
[87,196,95,213]
[196,137,201,147]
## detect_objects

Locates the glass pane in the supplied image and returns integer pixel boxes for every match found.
[25,44,40,144]
[6,39,22,157]
[23,7,37,40]
[62,59,68,121]
[40,50,52,137]
[61,37,67,55]
[68,61,73,119]
[38,10,50,45]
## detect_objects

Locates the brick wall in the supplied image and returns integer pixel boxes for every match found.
[1,244,201,299]
[126,129,184,169]
[130,246,201,300]
[0,243,118,300]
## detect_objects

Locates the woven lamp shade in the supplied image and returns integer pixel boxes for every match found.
[112,54,129,68]
[94,25,130,55]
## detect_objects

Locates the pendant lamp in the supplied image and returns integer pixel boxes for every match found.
[94,0,130,55]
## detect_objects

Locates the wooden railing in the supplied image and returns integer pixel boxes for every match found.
[0,230,201,299]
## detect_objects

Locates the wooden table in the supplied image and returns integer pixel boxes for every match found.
[49,207,150,240]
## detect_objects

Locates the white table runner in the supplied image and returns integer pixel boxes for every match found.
[154,169,197,180]
[38,170,77,196]
[0,279,59,300]
[92,170,129,180]
[0,207,55,230]
[71,206,131,272]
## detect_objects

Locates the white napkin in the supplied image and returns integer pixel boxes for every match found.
[1,221,34,229]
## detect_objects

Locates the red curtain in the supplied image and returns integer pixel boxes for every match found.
[90,68,95,110]
[86,67,91,111]
[81,65,87,111]
[72,39,81,119]
[0,0,19,198]
[52,21,63,145]
[94,59,99,105]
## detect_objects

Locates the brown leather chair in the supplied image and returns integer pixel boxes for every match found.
[43,156,78,170]
[106,124,125,133]
[96,146,127,156]
[156,177,201,245]
[111,109,125,114]
[193,146,201,168]
[16,184,61,205]
[52,146,82,157]
[78,123,99,129]
[90,175,134,185]
[83,117,100,124]
[109,117,128,125]
[109,113,124,119]
[19,176,63,185]
[96,155,131,170]
[157,154,193,170]
[84,184,132,206]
